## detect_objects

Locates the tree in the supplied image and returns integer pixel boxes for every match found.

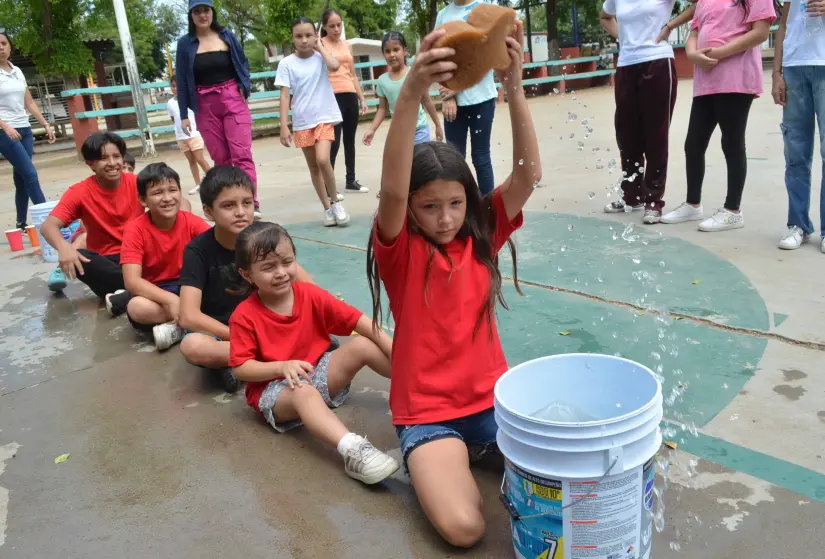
[259,0,321,50]
[0,0,95,77]
[333,0,398,40]
[220,0,267,49]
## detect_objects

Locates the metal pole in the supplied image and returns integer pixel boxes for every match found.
[113,0,155,157]
[524,0,533,61]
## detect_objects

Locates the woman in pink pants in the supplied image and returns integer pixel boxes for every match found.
[175,0,260,216]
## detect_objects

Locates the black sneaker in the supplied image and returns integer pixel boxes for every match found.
[16,222,26,230]
[104,289,131,317]
[345,180,369,193]
[220,368,240,393]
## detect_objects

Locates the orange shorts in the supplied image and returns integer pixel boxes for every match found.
[293,123,336,149]
[177,136,205,152]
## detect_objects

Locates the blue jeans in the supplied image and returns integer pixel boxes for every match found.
[396,407,498,467]
[782,66,825,236]
[0,127,46,226]
[444,98,496,195]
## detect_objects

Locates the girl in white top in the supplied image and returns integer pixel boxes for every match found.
[276,17,350,228]
[168,74,212,194]
[773,0,825,251]
[0,31,55,230]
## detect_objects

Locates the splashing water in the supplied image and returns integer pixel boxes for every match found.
[587,191,596,200]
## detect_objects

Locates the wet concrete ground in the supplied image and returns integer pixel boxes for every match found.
[1,72,824,557]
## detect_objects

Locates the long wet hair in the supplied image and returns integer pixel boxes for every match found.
[225,221,297,296]
[366,141,522,338]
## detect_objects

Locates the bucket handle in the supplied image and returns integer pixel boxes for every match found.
[499,455,620,522]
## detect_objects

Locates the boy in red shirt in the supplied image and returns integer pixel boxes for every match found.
[41,132,144,301]
[120,162,210,350]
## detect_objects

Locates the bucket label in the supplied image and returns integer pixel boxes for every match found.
[505,459,655,559]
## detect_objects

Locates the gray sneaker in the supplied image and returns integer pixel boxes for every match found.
[604,200,643,213]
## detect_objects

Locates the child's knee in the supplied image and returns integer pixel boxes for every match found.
[316,154,332,169]
[291,383,324,405]
[437,507,486,548]
[180,334,201,361]
[126,297,153,322]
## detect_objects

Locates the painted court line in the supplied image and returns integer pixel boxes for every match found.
[291,235,825,353]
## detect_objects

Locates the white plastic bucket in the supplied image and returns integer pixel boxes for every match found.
[30,201,79,263]
[494,353,662,559]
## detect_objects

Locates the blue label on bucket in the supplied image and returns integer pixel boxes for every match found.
[504,458,657,559]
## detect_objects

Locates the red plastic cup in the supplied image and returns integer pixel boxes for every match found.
[5,229,24,252]
[26,225,39,247]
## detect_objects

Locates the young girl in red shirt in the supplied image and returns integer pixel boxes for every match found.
[228,221,399,485]
[366,23,541,547]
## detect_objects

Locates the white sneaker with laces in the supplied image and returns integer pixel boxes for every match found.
[341,435,399,484]
[604,200,643,214]
[698,208,744,232]
[188,185,200,195]
[661,202,704,224]
[332,202,350,226]
[153,322,184,351]
[778,226,809,250]
[323,208,337,227]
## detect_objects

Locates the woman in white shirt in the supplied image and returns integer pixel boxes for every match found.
[600,0,681,224]
[773,0,825,252]
[0,30,55,230]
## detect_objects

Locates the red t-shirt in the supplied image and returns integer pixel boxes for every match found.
[373,189,523,425]
[50,173,144,256]
[228,282,363,412]
[120,211,211,285]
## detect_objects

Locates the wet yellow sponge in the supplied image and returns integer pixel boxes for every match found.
[434,4,517,92]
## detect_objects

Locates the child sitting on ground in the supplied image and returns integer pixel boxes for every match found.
[178,166,315,392]
[120,162,210,350]
[367,23,541,546]
[41,132,145,301]
[228,221,399,484]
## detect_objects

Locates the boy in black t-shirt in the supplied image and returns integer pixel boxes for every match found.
[178,166,313,392]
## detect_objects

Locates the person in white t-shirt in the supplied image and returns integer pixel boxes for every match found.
[276,17,349,228]
[168,74,212,195]
[600,0,683,224]
[774,0,825,252]
[0,30,55,230]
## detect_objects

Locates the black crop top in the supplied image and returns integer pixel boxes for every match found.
[193,50,236,86]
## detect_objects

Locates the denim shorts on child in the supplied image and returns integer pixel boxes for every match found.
[258,351,349,433]
[126,282,181,332]
[396,407,499,467]
[413,126,431,145]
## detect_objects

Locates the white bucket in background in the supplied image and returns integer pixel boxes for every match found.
[30,201,79,263]
[494,353,663,559]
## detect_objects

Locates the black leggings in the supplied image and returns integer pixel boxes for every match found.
[76,250,125,298]
[684,93,754,211]
[330,92,359,185]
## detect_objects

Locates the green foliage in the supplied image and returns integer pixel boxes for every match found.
[220,0,267,48]
[0,0,95,77]
[525,0,606,44]
[331,0,398,40]
[260,0,322,47]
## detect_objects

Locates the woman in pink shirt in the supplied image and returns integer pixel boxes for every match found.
[661,0,775,231]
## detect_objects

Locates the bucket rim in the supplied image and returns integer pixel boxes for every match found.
[494,353,662,427]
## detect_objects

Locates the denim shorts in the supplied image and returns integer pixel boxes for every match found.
[413,126,431,144]
[396,407,499,467]
[258,351,349,433]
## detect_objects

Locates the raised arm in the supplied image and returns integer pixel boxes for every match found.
[316,38,341,72]
[376,29,456,243]
[495,21,542,221]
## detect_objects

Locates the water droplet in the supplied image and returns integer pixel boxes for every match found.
[577,141,584,151]
[518,159,524,165]
[659,260,666,267]
[722,383,729,389]
[591,147,600,152]
[639,166,645,173]
[632,257,641,264]
[553,88,560,94]
[623,205,633,213]
[568,224,574,231]
[560,246,567,252]
[569,133,575,139]
[476,114,481,119]
[587,191,595,200]
[670,542,681,552]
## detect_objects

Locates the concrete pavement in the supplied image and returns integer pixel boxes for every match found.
[1,71,823,558]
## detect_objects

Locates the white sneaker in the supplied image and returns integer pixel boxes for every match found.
[188,185,200,195]
[342,435,399,484]
[661,202,704,224]
[821,237,825,254]
[698,208,744,232]
[642,208,661,224]
[778,226,810,250]
[153,322,184,351]
[604,200,643,213]
[323,208,337,227]
[331,202,350,226]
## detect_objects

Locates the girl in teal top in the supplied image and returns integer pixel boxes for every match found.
[362,31,444,147]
